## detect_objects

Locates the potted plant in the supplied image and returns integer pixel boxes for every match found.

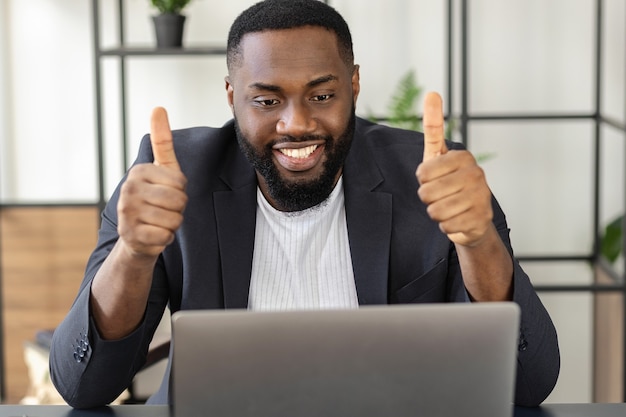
[150,0,193,48]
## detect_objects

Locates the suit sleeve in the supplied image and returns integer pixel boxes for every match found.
[49,136,170,409]
[440,139,560,406]
[491,198,561,407]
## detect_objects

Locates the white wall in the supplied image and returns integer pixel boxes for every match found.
[1,0,625,404]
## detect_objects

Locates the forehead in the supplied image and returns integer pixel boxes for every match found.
[234,26,348,85]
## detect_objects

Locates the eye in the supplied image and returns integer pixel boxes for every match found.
[311,94,334,102]
[254,98,280,107]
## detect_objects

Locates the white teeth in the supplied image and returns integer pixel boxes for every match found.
[280,145,318,159]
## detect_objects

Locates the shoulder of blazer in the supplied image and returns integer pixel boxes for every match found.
[348,118,427,190]
[350,117,465,181]
[135,119,255,194]
[354,117,465,153]
[171,120,238,169]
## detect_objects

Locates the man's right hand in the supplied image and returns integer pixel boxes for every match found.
[90,107,188,340]
[117,107,188,258]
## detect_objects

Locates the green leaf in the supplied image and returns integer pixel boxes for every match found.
[475,152,497,164]
[600,214,623,263]
[387,70,423,131]
[150,0,192,14]
[364,69,464,150]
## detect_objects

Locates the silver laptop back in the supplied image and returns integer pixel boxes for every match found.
[171,302,520,417]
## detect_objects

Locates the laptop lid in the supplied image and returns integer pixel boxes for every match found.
[171,302,520,417]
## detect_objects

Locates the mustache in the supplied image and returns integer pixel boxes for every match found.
[271,134,331,145]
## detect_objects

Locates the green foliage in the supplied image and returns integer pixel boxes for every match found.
[372,69,493,161]
[370,69,458,139]
[386,71,423,131]
[368,69,488,155]
[601,214,623,264]
[150,0,192,14]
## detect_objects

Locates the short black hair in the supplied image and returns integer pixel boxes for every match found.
[227,0,354,72]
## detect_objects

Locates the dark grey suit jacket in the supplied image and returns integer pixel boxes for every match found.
[49,118,559,408]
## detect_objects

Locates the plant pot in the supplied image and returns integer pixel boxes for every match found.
[152,13,186,48]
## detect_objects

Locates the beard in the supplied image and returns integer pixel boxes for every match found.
[235,109,356,212]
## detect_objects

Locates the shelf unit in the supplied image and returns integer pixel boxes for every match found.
[91,0,228,212]
[452,0,626,401]
[455,3,626,274]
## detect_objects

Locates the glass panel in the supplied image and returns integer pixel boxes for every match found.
[2,1,98,203]
[344,0,447,117]
[101,57,231,199]
[601,0,626,125]
[520,261,593,287]
[537,292,593,403]
[468,0,595,114]
[469,120,595,256]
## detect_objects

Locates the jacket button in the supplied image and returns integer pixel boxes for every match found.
[518,332,528,351]
[517,328,529,352]
[72,333,90,362]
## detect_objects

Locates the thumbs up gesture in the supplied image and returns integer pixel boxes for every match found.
[117,107,188,258]
[416,92,493,247]
[150,107,182,171]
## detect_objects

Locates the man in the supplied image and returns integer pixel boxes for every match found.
[50,0,559,409]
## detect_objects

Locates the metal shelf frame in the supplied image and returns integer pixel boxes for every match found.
[91,0,231,213]
[451,0,626,400]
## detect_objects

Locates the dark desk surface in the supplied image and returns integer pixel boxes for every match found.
[515,403,626,417]
[0,405,169,417]
[0,403,624,417]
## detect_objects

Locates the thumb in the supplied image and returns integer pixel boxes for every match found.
[422,91,448,161]
[150,107,180,171]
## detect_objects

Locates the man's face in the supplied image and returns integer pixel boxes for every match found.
[226,26,360,212]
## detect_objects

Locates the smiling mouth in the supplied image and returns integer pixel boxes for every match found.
[278,144,319,159]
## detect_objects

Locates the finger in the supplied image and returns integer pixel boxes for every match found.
[422,91,448,161]
[150,107,180,171]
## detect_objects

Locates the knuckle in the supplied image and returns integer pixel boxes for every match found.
[120,177,141,198]
[415,166,426,184]
[418,186,435,205]
[417,186,427,202]
[426,203,439,220]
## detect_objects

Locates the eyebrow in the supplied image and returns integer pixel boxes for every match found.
[248,74,339,92]
[307,74,338,87]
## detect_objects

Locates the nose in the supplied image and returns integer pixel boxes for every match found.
[276,102,316,138]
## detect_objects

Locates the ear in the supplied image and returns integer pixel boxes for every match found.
[225,76,235,115]
[351,65,361,106]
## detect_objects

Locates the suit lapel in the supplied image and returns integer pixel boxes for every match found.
[343,126,392,305]
[214,145,257,308]
[213,119,393,307]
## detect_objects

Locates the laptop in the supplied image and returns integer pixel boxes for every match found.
[171,302,520,417]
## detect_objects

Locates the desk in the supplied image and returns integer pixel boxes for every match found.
[0,405,168,417]
[0,403,624,416]
[515,403,626,416]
